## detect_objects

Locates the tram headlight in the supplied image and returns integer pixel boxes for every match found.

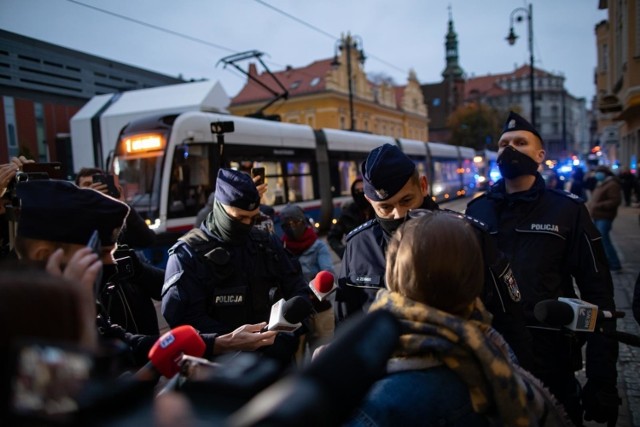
[145,218,161,230]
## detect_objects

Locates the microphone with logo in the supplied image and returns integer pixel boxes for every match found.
[534,297,640,347]
[135,324,207,382]
[261,296,314,333]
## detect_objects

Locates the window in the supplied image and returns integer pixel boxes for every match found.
[310,77,320,86]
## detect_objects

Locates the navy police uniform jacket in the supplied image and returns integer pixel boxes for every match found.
[335,199,442,321]
[336,196,533,368]
[162,223,309,335]
[466,174,618,385]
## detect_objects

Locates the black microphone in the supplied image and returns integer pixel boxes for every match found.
[229,310,402,427]
[261,296,313,333]
[534,299,640,347]
[533,298,625,332]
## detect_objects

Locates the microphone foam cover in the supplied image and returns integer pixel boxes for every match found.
[533,300,574,326]
[314,271,335,293]
[282,296,313,324]
[148,325,206,378]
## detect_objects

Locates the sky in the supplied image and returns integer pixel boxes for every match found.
[0,0,608,103]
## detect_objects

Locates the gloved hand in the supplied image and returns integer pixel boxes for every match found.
[582,380,620,425]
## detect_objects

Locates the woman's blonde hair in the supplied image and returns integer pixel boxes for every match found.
[385,210,484,316]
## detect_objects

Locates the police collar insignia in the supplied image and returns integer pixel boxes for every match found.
[375,188,388,199]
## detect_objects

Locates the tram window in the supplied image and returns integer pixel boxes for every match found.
[336,160,361,196]
[284,161,314,202]
[168,144,213,219]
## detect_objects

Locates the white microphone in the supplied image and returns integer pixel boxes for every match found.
[309,271,336,302]
[261,296,313,333]
[533,297,624,332]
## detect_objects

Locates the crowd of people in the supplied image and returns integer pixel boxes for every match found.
[0,110,639,426]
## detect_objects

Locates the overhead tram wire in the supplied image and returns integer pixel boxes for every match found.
[252,0,410,76]
[66,0,237,54]
[67,0,412,88]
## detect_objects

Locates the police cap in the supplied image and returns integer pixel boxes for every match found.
[215,168,260,211]
[501,111,544,145]
[362,143,416,201]
[16,179,129,245]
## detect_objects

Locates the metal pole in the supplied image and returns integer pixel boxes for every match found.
[528,3,535,128]
[346,39,355,131]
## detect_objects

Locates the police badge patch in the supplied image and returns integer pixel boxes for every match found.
[502,269,521,302]
[375,188,388,199]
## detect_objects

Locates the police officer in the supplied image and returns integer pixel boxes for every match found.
[336,143,531,369]
[162,168,310,366]
[13,179,166,337]
[466,111,619,426]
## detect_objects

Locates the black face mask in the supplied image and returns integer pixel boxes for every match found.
[353,191,369,210]
[377,215,405,235]
[497,146,539,179]
[208,200,254,244]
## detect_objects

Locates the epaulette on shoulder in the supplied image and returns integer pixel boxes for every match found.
[345,219,376,242]
[549,188,584,204]
[441,208,489,232]
[466,193,487,207]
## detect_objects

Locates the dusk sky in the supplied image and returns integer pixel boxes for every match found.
[1,0,607,102]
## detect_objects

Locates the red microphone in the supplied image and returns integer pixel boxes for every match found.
[136,325,206,381]
[309,271,336,302]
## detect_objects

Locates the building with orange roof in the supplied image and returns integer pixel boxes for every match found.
[229,34,429,142]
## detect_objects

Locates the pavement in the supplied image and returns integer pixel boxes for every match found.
[587,204,640,427]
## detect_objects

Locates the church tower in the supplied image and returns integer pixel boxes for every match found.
[442,6,464,79]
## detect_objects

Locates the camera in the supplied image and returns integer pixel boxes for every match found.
[113,245,136,281]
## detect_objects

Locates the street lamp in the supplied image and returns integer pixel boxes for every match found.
[506,3,535,128]
[331,34,366,131]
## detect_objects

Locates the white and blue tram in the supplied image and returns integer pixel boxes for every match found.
[111,111,479,264]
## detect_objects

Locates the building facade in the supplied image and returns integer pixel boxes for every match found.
[465,65,589,163]
[0,29,184,167]
[594,0,640,171]
[229,34,429,141]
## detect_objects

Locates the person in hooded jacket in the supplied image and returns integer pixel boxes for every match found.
[326,178,374,259]
[280,204,336,355]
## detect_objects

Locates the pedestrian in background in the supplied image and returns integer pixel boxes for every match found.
[280,203,335,355]
[326,177,373,259]
[569,166,586,200]
[467,111,619,426]
[618,167,636,207]
[587,165,623,273]
[346,211,569,427]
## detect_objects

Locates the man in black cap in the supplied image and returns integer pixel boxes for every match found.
[12,179,167,337]
[335,143,530,366]
[466,111,619,426]
[162,168,310,366]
